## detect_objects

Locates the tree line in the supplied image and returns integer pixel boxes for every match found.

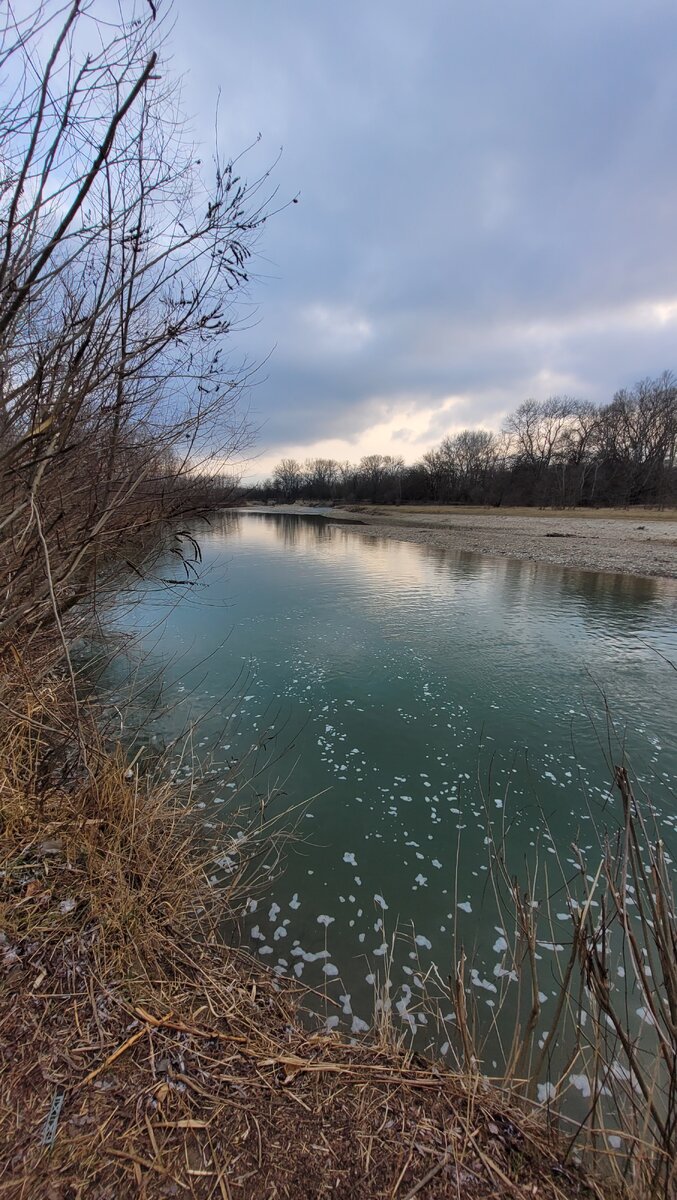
[255,375,677,508]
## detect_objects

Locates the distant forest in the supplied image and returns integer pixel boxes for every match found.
[251,372,677,508]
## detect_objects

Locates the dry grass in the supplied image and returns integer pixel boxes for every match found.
[447,759,677,1200]
[0,673,612,1200]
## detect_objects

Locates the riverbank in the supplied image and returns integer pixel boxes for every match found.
[326,505,677,580]
[1,678,608,1200]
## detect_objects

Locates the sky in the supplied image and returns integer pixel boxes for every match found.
[171,0,677,481]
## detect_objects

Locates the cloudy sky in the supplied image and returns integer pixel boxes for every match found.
[172,0,677,480]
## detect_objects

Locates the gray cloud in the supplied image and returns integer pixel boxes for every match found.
[173,0,677,467]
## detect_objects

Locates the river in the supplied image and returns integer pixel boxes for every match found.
[98,508,677,1070]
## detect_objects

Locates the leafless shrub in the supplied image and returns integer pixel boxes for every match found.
[0,0,276,656]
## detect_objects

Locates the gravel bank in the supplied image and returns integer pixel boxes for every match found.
[331,508,677,580]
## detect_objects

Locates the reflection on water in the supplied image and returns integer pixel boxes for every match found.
[104,510,677,1065]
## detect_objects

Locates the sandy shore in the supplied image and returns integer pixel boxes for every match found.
[327,506,677,580]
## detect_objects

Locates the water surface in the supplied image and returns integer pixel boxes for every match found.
[102,510,677,1053]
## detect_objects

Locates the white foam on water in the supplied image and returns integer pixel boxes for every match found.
[569,1074,591,1099]
[493,962,518,982]
[470,969,497,993]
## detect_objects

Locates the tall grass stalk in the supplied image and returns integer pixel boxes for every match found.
[435,761,677,1197]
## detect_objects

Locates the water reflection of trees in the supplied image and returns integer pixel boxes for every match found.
[497,551,664,619]
[267,512,333,548]
[566,564,662,609]
[190,509,343,551]
[201,510,242,539]
[421,541,664,614]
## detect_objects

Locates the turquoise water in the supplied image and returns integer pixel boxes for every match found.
[100,510,677,1060]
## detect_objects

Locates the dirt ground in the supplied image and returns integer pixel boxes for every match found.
[329,506,677,580]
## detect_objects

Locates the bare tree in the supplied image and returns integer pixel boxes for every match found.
[599,373,677,503]
[337,459,357,498]
[451,429,500,498]
[304,457,339,498]
[555,400,600,504]
[504,398,571,476]
[422,446,451,502]
[356,454,404,501]
[0,0,276,645]
[272,458,304,501]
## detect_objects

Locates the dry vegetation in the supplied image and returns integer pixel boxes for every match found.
[471,765,677,1199]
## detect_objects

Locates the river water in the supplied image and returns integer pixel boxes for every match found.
[101,509,677,1066]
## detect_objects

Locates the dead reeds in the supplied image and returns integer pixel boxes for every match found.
[436,759,677,1199]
